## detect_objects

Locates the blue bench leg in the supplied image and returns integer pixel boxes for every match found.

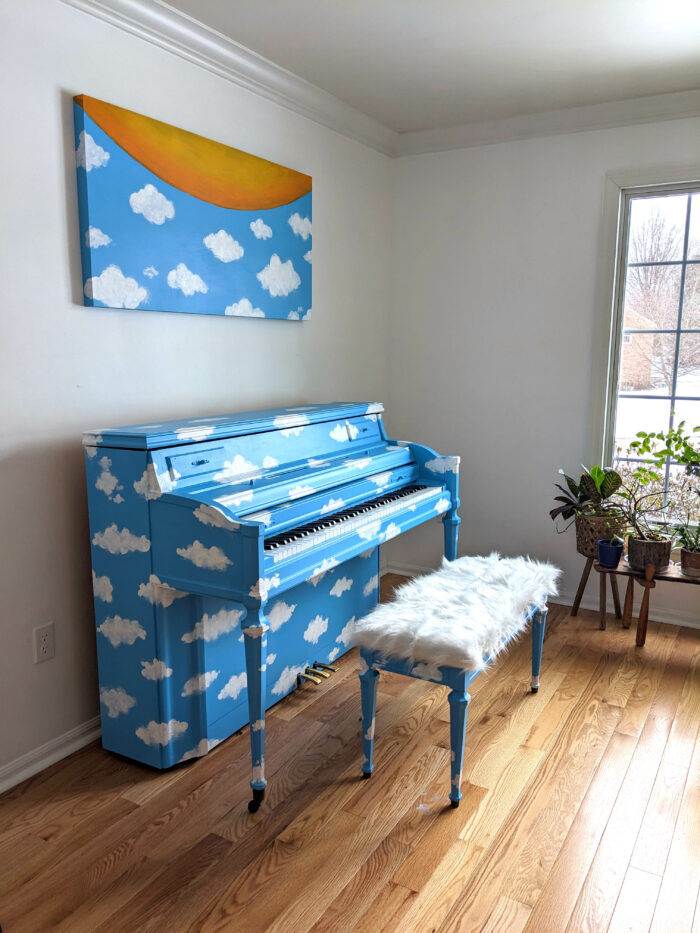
[243,608,268,813]
[359,652,380,778]
[531,607,548,693]
[448,683,471,807]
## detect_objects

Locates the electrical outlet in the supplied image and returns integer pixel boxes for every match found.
[33,623,55,663]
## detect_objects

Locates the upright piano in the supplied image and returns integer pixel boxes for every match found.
[84,402,460,809]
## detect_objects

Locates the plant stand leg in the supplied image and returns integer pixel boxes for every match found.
[599,570,607,630]
[571,557,594,617]
[610,575,622,619]
[636,567,656,648]
[622,578,634,630]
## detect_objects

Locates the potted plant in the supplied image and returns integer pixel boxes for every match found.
[597,534,624,569]
[550,466,627,559]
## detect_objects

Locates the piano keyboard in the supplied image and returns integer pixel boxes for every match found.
[262,485,433,563]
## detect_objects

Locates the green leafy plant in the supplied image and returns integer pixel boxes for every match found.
[550,466,623,528]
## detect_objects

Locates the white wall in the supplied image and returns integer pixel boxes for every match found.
[383,116,700,624]
[0,0,391,773]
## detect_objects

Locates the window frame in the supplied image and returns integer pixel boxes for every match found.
[602,180,700,474]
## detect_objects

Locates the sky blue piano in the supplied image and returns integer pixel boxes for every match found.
[84,402,460,811]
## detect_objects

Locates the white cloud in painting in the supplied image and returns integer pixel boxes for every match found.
[97,615,146,647]
[248,574,280,601]
[357,521,381,542]
[216,489,254,509]
[86,226,111,248]
[435,498,450,513]
[330,577,353,598]
[266,653,277,665]
[363,574,379,596]
[179,738,220,761]
[204,229,244,262]
[136,719,188,747]
[133,464,166,500]
[167,263,208,296]
[250,218,272,239]
[85,265,148,310]
[193,504,238,529]
[100,687,136,718]
[304,615,328,644]
[425,456,459,475]
[217,671,247,701]
[271,665,305,696]
[329,425,349,443]
[141,658,173,680]
[213,454,260,483]
[336,617,356,647]
[383,522,401,542]
[308,458,330,468]
[143,266,158,278]
[288,213,312,240]
[304,249,312,263]
[413,661,443,682]
[174,425,215,441]
[76,130,110,171]
[176,540,231,571]
[224,298,264,317]
[181,607,245,644]
[327,647,340,662]
[273,413,309,436]
[309,558,339,586]
[92,524,150,554]
[137,574,186,608]
[182,670,220,697]
[129,183,174,225]
[92,571,113,603]
[288,311,300,320]
[262,456,278,469]
[321,498,344,514]
[347,458,372,470]
[267,600,296,632]
[257,254,300,297]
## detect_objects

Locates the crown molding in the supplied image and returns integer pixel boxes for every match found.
[395,88,700,157]
[60,0,397,156]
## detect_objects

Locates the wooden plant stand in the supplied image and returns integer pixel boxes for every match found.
[593,561,700,646]
[571,556,622,622]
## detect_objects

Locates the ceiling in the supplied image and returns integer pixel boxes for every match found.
[164,0,700,134]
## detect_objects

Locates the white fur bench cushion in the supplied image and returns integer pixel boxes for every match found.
[352,553,560,672]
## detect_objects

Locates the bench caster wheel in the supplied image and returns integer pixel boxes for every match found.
[361,771,372,779]
[248,788,265,813]
[450,799,460,808]
[531,686,539,693]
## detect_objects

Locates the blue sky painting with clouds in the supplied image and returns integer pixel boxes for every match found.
[74,105,312,321]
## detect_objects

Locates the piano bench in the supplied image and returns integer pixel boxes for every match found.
[352,553,559,806]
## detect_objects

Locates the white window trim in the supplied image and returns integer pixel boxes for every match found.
[596,163,700,467]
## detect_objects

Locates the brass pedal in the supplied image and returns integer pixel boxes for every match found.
[314,662,338,673]
[297,671,322,686]
[309,665,331,679]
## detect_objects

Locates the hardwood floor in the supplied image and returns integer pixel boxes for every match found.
[1,573,699,932]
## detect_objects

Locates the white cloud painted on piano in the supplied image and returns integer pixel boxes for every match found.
[93,524,151,555]
[181,607,245,643]
[216,490,254,508]
[251,720,265,732]
[330,577,353,597]
[346,458,372,470]
[267,601,296,632]
[308,458,330,468]
[95,455,123,502]
[100,687,136,718]
[328,647,340,662]
[363,575,379,597]
[180,738,221,762]
[272,665,306,696]
[194,504,240,529]
[435,498,450,513]
[97,615,147,646]
[321,498,345,514]
[289,484,315,499]
[173,424,216,441]
[141,658,173,680]
[425,456,460,474]
[303,615,329,644]
[92,570,113,603]
[138,574,187,607]
[135,719,188,747]
[181,670,220,697]
[213,454,261,483]
[329,422,359,442]
[249,575,281,601]
[309,558,340,586]
[266,653,277,665]
[176,540,232,571]
[336,617,356,647]
[273,413,309,436]
[217,671,247,701]
[133,463,178,499]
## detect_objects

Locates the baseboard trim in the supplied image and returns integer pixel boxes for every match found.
[0,716,102,795]
[382,563,700,631]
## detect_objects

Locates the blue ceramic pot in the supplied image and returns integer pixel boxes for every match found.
[597,538,623,569]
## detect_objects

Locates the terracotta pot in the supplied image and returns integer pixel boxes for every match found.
[575,512,627,558]
[680,548,700,578]
[627,536,672,572]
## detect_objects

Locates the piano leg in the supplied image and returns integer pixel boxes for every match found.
[447,677,470,807]
[530,607,548,693]
[243,608,269,813]
[359,651,380,779]
[443,513,461,562]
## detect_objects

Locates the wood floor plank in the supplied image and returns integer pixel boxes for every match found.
[360,881,418,933]
[608,866,662,933]
[482,896,532,933]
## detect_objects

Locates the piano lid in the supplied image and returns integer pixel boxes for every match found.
[83,402,385,450]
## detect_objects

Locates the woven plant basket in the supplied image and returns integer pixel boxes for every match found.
[575,512,627,558]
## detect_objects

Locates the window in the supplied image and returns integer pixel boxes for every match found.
[605,184,700,499]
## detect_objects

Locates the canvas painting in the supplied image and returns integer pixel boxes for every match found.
[73,95,312,320]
